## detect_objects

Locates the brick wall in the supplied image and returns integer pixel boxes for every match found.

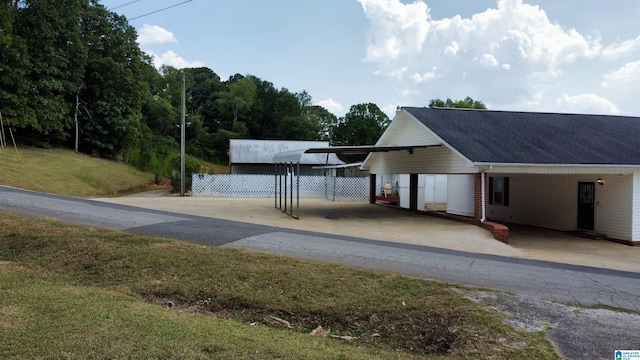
[473,173,483,222]
[474,172,510,243]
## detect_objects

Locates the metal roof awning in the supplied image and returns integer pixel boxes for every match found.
[273,144,442,220]
[312,162,363,170]
[273,145,440,163]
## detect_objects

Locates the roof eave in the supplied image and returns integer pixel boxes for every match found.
[473,162,640,168]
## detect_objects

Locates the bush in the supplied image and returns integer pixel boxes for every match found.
[123,126,177,183]
[168,153,201,193]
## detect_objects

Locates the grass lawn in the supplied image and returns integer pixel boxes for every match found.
[0,214,560,359]
[0,147,154,197]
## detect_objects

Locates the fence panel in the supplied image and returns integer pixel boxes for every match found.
[191,174,273,197]
[192,174,369,200]
[334,177,369,201]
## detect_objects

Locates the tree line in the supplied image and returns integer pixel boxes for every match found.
[1,1,485,182]
[0,0,392,180]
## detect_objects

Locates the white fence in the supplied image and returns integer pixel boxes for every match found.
[191,174,369,201]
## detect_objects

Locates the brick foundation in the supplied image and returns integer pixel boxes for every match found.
[479,221,509,244]
[426,211,510,244]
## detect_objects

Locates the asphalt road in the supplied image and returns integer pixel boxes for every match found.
[1,186,639,359]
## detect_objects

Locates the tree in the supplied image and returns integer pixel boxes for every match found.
[0,0,33,130]
[332,103,389,162]
[185,67,224,132]
[332,103,389,146]
[10,0,88,145]
[428,96,486,109]
[79,3,149,157]
[247,77,279,139]
[307,105,337,141]
[217,75,257,126]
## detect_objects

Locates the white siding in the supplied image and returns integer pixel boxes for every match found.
[633,171,640,241]
[447,175,474,217]
[486,174,634,240]
[488,174,576,230]
[595,175,632,240]
[368,147,472,174]
[383,114,441,146]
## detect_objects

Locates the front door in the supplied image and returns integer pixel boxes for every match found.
[577,182,595,230]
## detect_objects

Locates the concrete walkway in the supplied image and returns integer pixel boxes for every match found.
[93,195,640,273]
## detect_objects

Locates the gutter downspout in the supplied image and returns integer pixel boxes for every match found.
[481,170,486,222]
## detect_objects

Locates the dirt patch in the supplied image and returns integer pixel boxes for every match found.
[146,292,462,355]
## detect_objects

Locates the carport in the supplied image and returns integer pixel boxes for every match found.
[272,145,436,218]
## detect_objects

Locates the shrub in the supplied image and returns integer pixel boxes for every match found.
[168,153,201,193]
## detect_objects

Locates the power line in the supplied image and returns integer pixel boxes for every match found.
[111,0,143,11]
[129,0,193,20]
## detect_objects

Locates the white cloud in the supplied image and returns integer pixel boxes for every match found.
[148,51,205,70]
[382,103,401,119]
[555,94,620,115]
[359,0,600,79]
[357,0,638,115]
[600,36,640,60]
[602,61,640,88]
[475,53,499,67]
[444,41,459,56]
[316,98,344,116]
[358,0,430,64]
[410,69,437,84]
[137,24,177,45]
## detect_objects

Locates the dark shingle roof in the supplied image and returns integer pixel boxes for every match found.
[404,107,640,165]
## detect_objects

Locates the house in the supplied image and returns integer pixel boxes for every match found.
[229,139,345,175]
[362,107,640,245]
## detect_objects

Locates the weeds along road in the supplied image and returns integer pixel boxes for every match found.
[1,185,640,358]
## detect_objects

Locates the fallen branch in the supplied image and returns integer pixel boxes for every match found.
[265,315,293,329]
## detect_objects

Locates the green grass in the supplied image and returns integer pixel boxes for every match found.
[0,214,560,359]
[0,147,154,197]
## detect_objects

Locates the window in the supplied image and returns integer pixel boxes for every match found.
[489,176,509,206]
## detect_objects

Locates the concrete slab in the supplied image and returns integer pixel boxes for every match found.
[92,195,640,273]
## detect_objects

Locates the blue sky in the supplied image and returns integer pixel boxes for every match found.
[102,0,640,118]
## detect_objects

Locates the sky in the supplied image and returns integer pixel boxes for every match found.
[101,0,640,119]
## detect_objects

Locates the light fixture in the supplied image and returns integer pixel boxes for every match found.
[596,178,604,186]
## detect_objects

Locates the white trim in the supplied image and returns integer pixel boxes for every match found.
[481,172,486,222]
[474,162,640,169]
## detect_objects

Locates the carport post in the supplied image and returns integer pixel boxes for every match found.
[283,163,287,212]
[274,161,300,219]
[274,163,278,209]
[296,162,300,218]
[369,174,376,204]
[279,163,283,209]
[289,162,294,215]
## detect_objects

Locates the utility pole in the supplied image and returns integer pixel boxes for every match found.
[180,69,186,196]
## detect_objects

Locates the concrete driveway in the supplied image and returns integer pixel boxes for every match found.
[94,194,640,273]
